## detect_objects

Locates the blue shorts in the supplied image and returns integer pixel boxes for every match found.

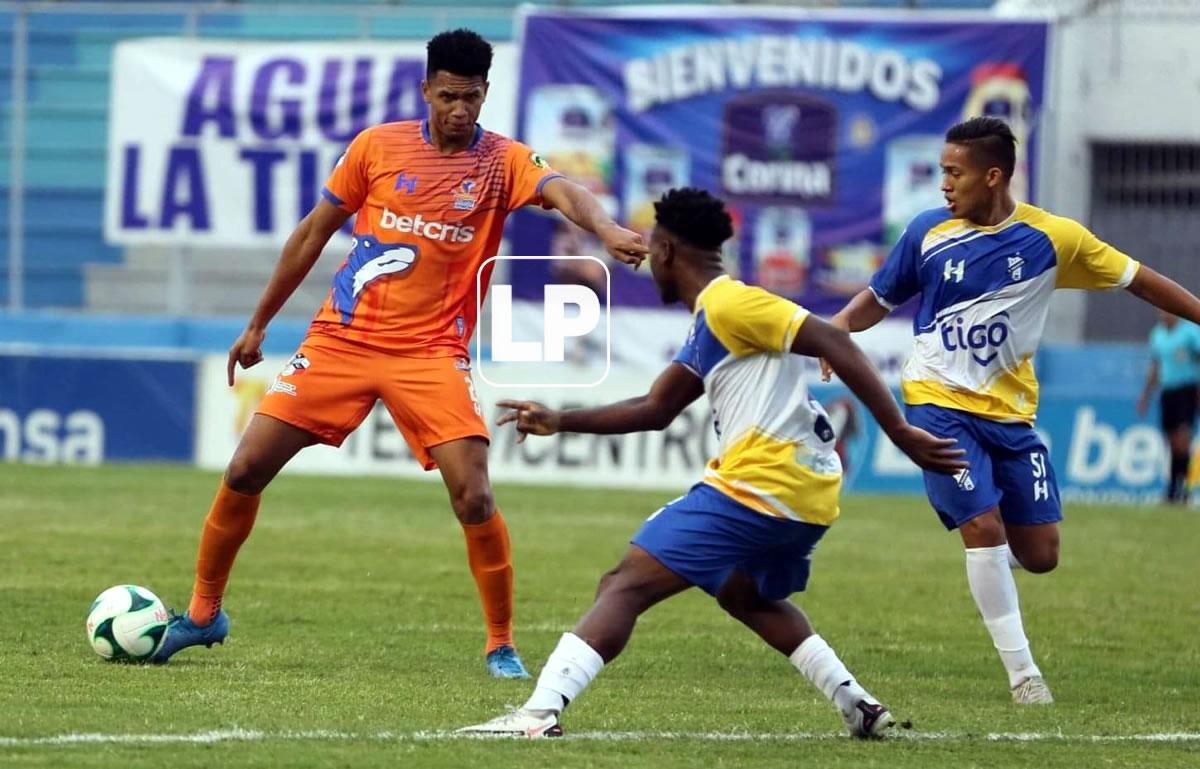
[631,483,828,601]
[907,404,1062,531]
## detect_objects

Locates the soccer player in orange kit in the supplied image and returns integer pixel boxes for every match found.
[151,29,648,678]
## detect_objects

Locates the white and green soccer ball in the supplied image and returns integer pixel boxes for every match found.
[86,585,170,661]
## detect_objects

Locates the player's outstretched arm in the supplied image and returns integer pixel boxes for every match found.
[495,363,704,442]
[540,178,650,269]
[792,315,966,475]
[832,288,892,333]
[1126,265,1200,326]
[226,200,352,385]
[819,289,892,382]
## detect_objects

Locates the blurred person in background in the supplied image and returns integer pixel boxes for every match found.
[1137,309,1200,505]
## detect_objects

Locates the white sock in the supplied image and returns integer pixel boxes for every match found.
[1007,545,1024,570]
[965,545,1041,687]
[789,634,871,715]
[523,633,605,714]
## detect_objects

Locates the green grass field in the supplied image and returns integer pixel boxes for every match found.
[1,463,1197,768]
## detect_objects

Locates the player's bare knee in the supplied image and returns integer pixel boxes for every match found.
[595,567,639,600]
[451,486,495,525]
[224,455,268,496]
[960,510,1006,548]
[1012,528,1060,573]
[716,588,749,620]
[716,582,766,621]
[595,566,621,599]
[594,570,655,613]
[1023,546,1059,574]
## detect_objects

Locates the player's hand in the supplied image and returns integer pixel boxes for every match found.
[496,399,561,443]
[890,423,967,475]
[597,222,649,270]
[227,326,266,386]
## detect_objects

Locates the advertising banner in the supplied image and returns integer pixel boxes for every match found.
[510,9,1048,314]
[195,354,712,494]
[0,353,196,463]
[195,351,1173,505]
[822,385,1171,506]
[105,39,517,247]
[481,299,915,385]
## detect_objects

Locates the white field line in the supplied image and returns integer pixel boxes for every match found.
[3,728,1200,748]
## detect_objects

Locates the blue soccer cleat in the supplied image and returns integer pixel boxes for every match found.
[486,645,531,679]
[150,609,230,664]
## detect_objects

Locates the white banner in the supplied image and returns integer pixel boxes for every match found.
[195,353,715,491]
[105,38,518,248]
[194,299,915,489]
[492,299,914,387]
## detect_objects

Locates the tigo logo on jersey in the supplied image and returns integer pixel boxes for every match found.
[940,310,1010,366]
[477,256,610,389]
[379,208,475,243]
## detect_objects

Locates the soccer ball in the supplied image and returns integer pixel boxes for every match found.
[86,585,170,661]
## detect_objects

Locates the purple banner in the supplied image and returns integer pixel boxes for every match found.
[511,10,1048,313]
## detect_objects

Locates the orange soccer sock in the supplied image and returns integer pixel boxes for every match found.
[187,480,261,626]
[462,510,515,654]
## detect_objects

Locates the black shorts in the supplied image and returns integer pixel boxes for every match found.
[1160,384,1199,432]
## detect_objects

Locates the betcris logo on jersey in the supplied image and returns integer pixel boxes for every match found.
[379,208,476,243]
[940,310,1010,366]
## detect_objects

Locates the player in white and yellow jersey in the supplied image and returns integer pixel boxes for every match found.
[459,188,966,739]
[823,117,1200,705]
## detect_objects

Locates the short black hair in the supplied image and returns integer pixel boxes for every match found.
[426,29,492,80]
[653,188,734,251]
[945,117,1017,178]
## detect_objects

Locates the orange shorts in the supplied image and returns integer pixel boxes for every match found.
[255,333,487,469]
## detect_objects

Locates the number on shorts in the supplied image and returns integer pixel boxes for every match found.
[1030,452,1049,501]
[464,375,482,416]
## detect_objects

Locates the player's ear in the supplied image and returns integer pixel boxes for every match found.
[420,79,431,104]
[985,166,1004,189]
[661,234,676,266]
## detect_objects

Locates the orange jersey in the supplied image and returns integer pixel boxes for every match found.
[312,120,563,357]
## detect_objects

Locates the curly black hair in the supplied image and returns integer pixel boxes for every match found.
[653,188,734,251]
[426,29,493,79]
[946,117,1017,178]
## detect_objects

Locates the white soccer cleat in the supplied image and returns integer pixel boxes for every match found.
[1011,675,1054,705]
[457,708,563,738]
[842,699,896,739]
